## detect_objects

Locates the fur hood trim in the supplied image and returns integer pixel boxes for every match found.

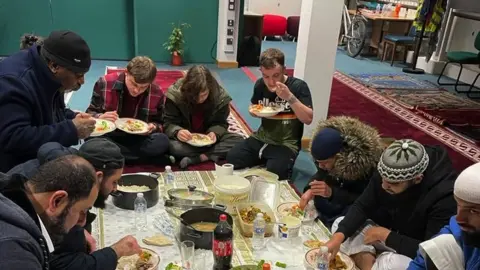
[310,116,383,181]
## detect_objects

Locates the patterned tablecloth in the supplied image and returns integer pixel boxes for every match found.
[91,170,332,269]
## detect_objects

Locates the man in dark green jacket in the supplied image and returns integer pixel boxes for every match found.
[164,65,244,169]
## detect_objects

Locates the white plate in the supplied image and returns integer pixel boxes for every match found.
[276,201,304,219]
[249,106,284,117]
[115,118,149,134]
[90,119,116,137]
[186,133,215,147]
[116,248,160,270]
[304,248,354,270]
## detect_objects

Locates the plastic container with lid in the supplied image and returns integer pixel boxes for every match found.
[235,202,277,238]
[249,177,280,210]
[214,175,251,214]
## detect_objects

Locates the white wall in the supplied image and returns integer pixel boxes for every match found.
[245,0,302,17]
[449,17,480,53]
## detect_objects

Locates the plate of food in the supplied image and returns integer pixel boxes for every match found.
[276,202,304,219]
[304,248,354,270]
[115,118,149,134]
[116,248,160,270]
[186,133,215,147]
[249,104,283,117]
[90,119,116,137]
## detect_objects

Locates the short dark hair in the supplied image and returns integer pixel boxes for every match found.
[259,48,285,68]
[126,56,157,84]
[28,155,97,204]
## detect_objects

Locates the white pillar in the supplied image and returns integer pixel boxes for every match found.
[294,0,343,138]
[216,0,241,68]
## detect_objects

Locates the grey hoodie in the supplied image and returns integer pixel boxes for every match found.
[0,175,49,269]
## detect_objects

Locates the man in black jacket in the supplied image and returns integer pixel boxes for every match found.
[0,30,96,172]
[0,155,99,269]
[325,139,457,270]
[300,116,383,228]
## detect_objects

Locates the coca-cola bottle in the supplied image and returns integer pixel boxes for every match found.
[213,214,233,270]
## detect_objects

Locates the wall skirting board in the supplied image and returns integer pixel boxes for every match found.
[216,60,239,68]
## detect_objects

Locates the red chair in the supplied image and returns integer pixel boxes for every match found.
[262,14,287,40]
[287,16,300,42]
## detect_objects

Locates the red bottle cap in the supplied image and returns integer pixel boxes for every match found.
[262,263,271,270]
[219,214,227,221]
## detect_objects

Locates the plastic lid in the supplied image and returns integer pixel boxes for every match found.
[320,246,329,253]
[219,214,227,221]
[165,165,171,170]
[137,193,144,197]
[262,263,271,270]
[256,213,264,218]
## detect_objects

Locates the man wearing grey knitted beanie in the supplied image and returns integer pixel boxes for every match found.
[408,162,480,270]
[325,139,457,270]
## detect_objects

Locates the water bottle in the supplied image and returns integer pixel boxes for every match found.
[315,246,329,270]
[134,193,147,230]
[252,213,266,250]
[164,166,175,191]
[375,3,381,14]
[302,200,318,233]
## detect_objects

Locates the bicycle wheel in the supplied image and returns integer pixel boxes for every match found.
[346,17,367,58]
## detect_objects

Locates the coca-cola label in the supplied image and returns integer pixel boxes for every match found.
[213,239,233,256]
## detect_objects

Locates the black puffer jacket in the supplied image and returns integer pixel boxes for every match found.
[305,116,383,228]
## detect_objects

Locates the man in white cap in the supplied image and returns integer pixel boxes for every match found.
[325,139,457,270]
[408,162,480,270]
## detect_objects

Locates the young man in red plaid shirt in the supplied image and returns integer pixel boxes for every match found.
[86,56,170,165]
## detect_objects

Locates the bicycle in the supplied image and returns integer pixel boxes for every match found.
[339,2,368,58]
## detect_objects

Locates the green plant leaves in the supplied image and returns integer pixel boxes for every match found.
[163,22,191,55]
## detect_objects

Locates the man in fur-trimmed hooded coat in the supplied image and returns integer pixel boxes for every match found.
[300,116,383,228]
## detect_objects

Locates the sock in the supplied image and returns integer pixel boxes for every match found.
[179,156,202,169]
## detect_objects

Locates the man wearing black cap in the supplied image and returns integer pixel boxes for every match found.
[300,116,383,228]
[0,30,96,172]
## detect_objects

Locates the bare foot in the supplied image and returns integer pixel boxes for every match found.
[351,252,376,270]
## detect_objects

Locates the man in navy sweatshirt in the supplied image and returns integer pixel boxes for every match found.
[0,30,96,172]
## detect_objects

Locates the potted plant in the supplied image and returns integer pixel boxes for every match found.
[163,22,191,66]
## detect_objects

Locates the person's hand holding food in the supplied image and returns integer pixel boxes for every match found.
[73,114,96,139]
[206,132,217,143]
[275,82,293,101]
[309,180,332,198]
[144,123,156,135]
[98,111,119,122]
[325,233,345,260]
[111,235,142,258]
[299,189,314,210]
[177,129,193,142]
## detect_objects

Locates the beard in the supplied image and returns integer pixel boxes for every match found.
[462,230,480,248]
[93,190,110,209]
[38,204,71,246]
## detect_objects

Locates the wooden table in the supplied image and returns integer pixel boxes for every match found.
[349,9,414,52]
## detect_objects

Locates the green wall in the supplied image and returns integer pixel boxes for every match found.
[134,0,219,63]
[0,0,219,63]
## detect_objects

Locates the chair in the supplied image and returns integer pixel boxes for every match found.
[437,32,480,98]
[262,14,287,40]
[381,27,416,66]
[287,16,300,42]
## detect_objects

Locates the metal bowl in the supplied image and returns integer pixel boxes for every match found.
[166,185,214,209]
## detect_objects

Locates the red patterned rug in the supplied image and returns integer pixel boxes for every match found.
[105,67,252,173]
[242,68,478,171]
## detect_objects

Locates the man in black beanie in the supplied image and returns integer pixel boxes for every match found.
[0,30,96,172]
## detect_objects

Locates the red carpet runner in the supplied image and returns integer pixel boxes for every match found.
[245,68,477,171]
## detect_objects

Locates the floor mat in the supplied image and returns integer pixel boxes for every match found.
[379,88,480,143]
[105,66,252,173]
[331,72,479,171]
[349,73,440,90]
